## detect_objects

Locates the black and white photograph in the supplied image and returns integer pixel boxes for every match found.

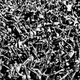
[0,0,80,80]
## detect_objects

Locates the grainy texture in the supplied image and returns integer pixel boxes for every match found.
[0,0,80,80]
